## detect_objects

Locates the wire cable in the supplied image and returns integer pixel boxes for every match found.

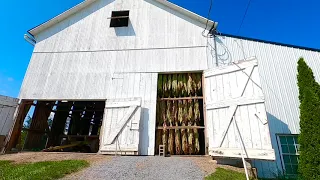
[236,0,253,35]
[202,0,214,37]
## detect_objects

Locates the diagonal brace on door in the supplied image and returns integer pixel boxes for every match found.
[104,106,138,145]
[218,65,256,147]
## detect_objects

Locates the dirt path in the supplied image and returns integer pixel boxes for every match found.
[0,152,111,164]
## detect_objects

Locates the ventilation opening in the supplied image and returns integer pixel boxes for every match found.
[110,10,129,27]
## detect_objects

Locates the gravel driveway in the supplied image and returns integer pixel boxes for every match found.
[64,156,209,180]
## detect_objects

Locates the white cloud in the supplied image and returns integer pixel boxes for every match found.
[7,77,14,82]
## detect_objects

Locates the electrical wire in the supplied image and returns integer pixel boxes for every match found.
[236,0,253,35]
[202,0,214,38]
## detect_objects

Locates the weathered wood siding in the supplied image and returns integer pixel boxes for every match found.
[0,96,19,137]
[19,0,207,156]
[20,0,209,100]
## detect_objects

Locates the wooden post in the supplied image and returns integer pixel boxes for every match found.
[24,101,52,150]
[2,100,32,153]
[81,102,94,135]
[47,101,72,147]
[68,102,86,135]
[202,73,209,155]
[91,102,104,135]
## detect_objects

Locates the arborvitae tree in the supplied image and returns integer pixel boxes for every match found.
[297,58,320,179]
[297,58,320,99]
[298,88,320,179]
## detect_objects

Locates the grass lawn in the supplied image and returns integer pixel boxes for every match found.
[205,168,250,180]
[0,160,89,180]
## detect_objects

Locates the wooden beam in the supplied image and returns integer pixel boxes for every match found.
[156,126,205,130]
[2,100,32,153]
[158,97,203,101]
[48,102,72,147]
[59,135,99,138]
[204,58,258,78]
[206,96,265,110]
[107,16,129,19]
[24,101,52,150]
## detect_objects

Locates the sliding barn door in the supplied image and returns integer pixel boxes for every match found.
[99,98,142,155]
[204,59,275,160]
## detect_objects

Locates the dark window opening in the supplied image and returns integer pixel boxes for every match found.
[110,11,129,27]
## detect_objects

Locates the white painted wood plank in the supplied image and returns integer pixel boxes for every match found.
[206,96,265,110]
[105,99,141,108]
[204,59,258,78]
[209,148,275,160]
[105,106,137,145]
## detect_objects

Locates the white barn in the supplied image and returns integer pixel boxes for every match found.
[4,0,320,178]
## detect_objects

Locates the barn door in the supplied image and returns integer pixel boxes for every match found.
[99,98,142,155]
[204,58,275,160]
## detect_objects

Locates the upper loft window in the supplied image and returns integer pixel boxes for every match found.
[110,11,129,27]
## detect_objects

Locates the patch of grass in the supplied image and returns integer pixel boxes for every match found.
[205,168,250,180]
[0,160,89,180]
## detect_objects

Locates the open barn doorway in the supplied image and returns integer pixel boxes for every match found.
[155,73,206,155]
[6,100,106,153]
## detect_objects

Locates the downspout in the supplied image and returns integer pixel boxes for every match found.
[213,34,218,67]
[24,32,36,46]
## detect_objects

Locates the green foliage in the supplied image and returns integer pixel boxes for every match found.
[297,58,320,179]
[0,160,89,180]
[297,58,320,100]
[205,168,249,180]
[298,88,320,179]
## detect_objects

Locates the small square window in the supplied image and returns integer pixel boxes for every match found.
[110,11,129,27]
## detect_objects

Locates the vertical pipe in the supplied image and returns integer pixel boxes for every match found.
[213,35,219,67]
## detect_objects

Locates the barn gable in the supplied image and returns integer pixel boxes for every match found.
[32,0,215,52]
[20,0,216,100]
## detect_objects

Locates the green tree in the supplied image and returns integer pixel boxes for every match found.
[298,88,320,179]
[297,58,320,99]
[297,58,320,179]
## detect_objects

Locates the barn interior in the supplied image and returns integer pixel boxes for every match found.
[6,100,105,153]
[155,73,206,155]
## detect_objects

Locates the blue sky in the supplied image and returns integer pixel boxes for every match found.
[1,0,319,98]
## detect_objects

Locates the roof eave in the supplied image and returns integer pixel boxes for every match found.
[28,0,97,36]
[154,0,217,28]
